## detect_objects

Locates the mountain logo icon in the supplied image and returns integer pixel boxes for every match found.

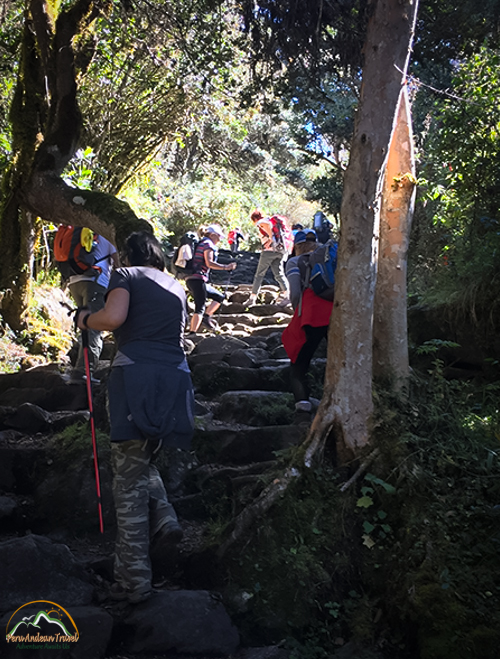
[5,600,79,646]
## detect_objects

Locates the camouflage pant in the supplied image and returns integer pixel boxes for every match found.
[111,439,178,596]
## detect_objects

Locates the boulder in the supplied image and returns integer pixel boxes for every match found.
[225,348,270,368]
[193,424,305,464]
[0,535,93,611]
[216,390,294,426]
[193,362,291,395]
[193,335,249,355]
[125,589,239,655]
[0,369,90,412]
[0,495,17,519]
[0,403,90,434]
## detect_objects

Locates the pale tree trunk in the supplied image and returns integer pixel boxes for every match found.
[305,0,419,466]
[218,0,421,557]
[373,86,416,390]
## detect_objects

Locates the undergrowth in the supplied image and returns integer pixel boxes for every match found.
[212,358,500,658]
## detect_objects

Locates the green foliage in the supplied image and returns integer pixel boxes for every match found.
[0,328,31,373]
[225,466,356,646]
[413,47,500,313]
[51,422,110,464]
[206,357,500,657]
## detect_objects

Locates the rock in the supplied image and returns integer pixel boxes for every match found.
[193,363,290,396]
[238,648,291,659]
[0,382,88,412]
[228,291,251,304]
[0,444,48,493]
[0,535,93,611]
[225,348,270,368]
[0,495,17,519]
[125,589,239,655]
[193,335,249,355]
[35,453,115,533]
[251,325,285,337]
[194,424,305,464]
[216,391,294,425]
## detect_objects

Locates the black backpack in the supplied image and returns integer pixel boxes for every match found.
[172,232,199,278]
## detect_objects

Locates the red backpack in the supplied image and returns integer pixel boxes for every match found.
[53,226,101,281]
[269,215,294,254]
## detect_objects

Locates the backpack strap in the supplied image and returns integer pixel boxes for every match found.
[297,254,311,317]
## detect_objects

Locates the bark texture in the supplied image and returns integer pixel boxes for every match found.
[373,86,416,388]
[307,0,419,464]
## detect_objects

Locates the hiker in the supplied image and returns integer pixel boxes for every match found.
[313,211,333,244]
[227,227,245,253]
[185,225,237,333]
[76,230,195,604]
[248,210,291,306]
[63,228,118,382]
[172,231,198,278]
[282,229,333,422]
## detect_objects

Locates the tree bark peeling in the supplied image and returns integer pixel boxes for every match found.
[321,0,419,460]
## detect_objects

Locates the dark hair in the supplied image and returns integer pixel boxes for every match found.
[124,231,165,270]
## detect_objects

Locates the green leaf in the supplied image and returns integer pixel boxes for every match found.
[365,473,396,494]
[356,496,374,508]
[363,520,375,533]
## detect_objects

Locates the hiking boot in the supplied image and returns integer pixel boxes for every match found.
[201,314,218,331]
[293,410,312,425]
[151,521,184,549]
[294,400,312,425]
[276,295,290,307]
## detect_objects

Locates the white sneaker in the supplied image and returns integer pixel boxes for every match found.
[248,295,257,306]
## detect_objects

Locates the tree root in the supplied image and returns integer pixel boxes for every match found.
[339,448,380,492]
[216,467,301,559]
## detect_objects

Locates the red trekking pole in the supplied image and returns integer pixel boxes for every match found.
[82,328,104,534]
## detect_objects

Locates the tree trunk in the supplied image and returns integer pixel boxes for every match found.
[0,0,146,331]
[373,85,416,389]
[305,0,419,466]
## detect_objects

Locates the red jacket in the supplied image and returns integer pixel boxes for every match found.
[281,288,333,363]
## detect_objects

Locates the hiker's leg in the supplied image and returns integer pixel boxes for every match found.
[251,250,274,295]
[82,281,106,368]
[111,439,154,597]
[290,325,328,403]
[186,279,206,332]
[269,253,288,293]
[148,457,179,537]
[69,280,105,376]
[205,284,225,317]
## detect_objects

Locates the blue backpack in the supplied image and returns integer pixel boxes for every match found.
[305,239,338,301]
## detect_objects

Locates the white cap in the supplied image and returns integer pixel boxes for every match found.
[206,225,224,238]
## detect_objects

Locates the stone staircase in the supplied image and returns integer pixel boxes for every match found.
[0,276,328,659]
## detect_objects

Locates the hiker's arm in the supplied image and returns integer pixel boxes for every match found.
[76,288,130,331]
[204,249,236,271]
[285,260,302,310]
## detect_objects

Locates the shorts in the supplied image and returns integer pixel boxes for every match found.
[186,278,225,314]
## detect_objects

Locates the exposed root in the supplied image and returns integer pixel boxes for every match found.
[216,467,301,558]
[339,448,380,492]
